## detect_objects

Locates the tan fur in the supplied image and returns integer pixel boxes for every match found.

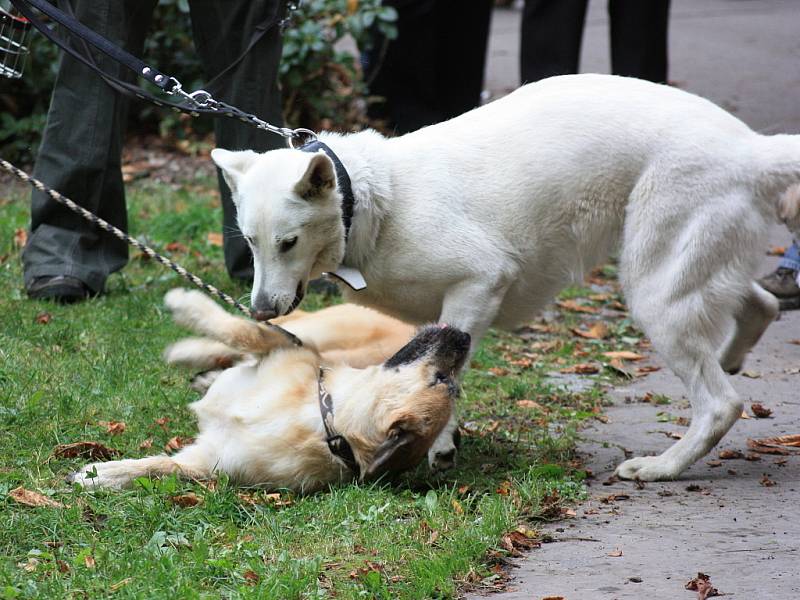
[70,289,454,492]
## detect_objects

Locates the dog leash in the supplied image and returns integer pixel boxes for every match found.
[1,158,302,347]
[9,0,315,147]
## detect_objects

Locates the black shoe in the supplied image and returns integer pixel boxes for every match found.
[27,276,91,304]
[758,267,800,310]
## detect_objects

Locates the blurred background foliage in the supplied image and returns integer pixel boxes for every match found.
[0,0,397,163]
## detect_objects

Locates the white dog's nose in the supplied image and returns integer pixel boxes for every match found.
[252,308,277,322]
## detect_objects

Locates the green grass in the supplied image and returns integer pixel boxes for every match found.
[0,174,637,599]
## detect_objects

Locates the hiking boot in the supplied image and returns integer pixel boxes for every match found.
[758,267,800,310]
[27,275,91,304]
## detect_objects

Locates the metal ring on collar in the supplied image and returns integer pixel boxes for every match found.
[289,128,318,148]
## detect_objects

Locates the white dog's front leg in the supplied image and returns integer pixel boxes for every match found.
[428,275,514,472]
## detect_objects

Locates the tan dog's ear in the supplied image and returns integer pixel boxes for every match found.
[294,153,336,200]
[363,427,423,481]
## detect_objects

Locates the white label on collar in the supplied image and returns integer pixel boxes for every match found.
[323,266,367,291]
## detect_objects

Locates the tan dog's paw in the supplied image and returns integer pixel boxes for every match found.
[67,462,133,489]
[164,288,218,330]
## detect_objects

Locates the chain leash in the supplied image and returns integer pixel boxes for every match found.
[1,158,303,345]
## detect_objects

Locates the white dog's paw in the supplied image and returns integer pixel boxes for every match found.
[66,462,134,490]
[615,455,682,482]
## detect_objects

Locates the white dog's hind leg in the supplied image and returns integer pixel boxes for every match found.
[617,282,745,480]
[717,282,779,374]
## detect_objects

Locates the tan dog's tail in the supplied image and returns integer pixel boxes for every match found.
[760,134,800,236]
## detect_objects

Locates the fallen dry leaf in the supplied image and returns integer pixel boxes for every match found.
[164,436,194,453]
[685,573,719,599]
[169,492,202,508]
[718,449,743,460]
[9,487,64,509]
[206,232,223,247]
[139,438,153,450]
[572,322,609,339]
[707,460,722,467]
[788,339,800,345]
[165,241,188,253]
[747,436,800,455]
[153,416,170,431]
[451,499,464,515]
[500,529,541,556]
[243,570,260,585]
[557,299,600,314]
[53,441,121,461]
[607,548,623,557]
[488,367,509,376]
[602,351,646,361]
[606,357,633,379]
[99,420,126,435]
[740,370,761,379]
[516,399,544,410]
[739,410,751,420]
[35,311,52,324]
[750,403,772,418]
[560,363,600,374]
[760,475,777,487]
[766,245,786,256]
[13,228,27,248]
[636,365,661,374]
[84,555,96,569]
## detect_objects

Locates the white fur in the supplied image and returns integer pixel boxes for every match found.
[212,74,800,480]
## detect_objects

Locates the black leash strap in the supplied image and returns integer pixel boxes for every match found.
[299,140,355,241]
[9,0,297,134]
[318,369,360,478]
[11,0,177,91]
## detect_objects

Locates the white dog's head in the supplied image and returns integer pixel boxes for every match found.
[211,148,345,320]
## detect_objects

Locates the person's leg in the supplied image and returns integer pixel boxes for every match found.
[759,240,800,310]
[608,0,671,83]
[366,0,439,134]
[23,0,157,296]
[520,0,588,84]
[189,0,286,280]
[435,0,493,120]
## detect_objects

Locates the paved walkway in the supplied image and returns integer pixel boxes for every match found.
[478,2,800,598]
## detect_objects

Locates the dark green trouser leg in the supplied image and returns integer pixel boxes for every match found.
[22,0,157,294]
[189,0,286,281]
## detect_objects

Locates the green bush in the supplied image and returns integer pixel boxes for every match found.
[0,0,396,163]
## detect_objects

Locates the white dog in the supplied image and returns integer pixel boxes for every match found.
[210,74,800,481]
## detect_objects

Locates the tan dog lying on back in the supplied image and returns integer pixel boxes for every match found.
[69,289,470,492]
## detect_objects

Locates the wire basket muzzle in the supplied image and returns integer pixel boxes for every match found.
[0,8,31,79]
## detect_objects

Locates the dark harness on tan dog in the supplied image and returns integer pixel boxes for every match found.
[317,369,360,478]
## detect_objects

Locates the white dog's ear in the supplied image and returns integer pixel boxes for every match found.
[210,148,259,199]
[294,152,336,200]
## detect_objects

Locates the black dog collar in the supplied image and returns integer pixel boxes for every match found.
[317,369,360,478]
[299,140,354,242]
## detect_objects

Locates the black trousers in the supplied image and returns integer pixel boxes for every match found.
[521,0,671,84]
[366,0,494,135]
[23,0,285,291]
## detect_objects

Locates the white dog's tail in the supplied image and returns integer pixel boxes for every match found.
[760,134,800,235]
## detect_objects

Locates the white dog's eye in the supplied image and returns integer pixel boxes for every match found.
[279,236,298,253]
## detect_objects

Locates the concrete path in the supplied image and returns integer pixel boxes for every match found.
[477,2,800,598]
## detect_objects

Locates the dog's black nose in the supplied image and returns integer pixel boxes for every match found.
[252,309,277,322]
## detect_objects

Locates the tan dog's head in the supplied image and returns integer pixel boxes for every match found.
[330,325,471,481]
